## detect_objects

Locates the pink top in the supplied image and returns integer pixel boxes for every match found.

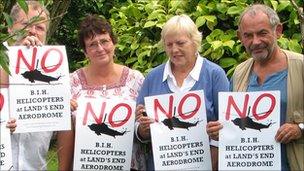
[70,66,146,170]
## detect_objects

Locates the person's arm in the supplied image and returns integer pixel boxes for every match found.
[0,67,9,88]
[210,146,218,171]
[135,104,153,141]
[57,118,75,170]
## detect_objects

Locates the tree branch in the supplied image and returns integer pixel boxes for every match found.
[290,0,304,48]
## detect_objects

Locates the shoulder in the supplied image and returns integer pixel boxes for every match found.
[126,67,144,80]
[70,68,83,79]
[145,63,166,78]
[233,58,254,77]
[283,49,304,61]
[202,58,225,74]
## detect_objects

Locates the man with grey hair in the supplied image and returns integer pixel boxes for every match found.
[2,1,74,170]
[207,4,303,171]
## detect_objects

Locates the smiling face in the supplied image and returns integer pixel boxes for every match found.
[238,11,282,63]
[84,33,115,66]
[164,30,197,70]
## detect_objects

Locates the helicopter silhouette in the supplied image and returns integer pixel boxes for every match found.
[88,113,129,138]
[160,106,201,130]
[231,106,275,131]
[21,60,62,84]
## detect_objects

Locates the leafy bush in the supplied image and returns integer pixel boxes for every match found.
[52,0,303,77]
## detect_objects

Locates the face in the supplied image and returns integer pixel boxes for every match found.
[164,31,197,70]
[10,6,48,44]
[238,12,282,63]
[84,33,115,66]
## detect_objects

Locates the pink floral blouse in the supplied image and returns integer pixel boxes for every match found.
[70,67,146,170]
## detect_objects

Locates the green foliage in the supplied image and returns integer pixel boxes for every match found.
[52,0,303,77]
[2,0,303,77]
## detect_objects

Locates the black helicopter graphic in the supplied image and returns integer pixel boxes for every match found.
[231,106,275,131]
[21,60,62,84]
[160,106,201,130]
[88,113,129,138]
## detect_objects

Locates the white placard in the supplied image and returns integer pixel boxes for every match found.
[219,91,281,170]
[145,90,212,170]
[73,93,135,170]
[8,46,71,133]
[0,88,13,170]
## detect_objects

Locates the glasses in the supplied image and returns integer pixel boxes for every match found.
[87,39,112,50]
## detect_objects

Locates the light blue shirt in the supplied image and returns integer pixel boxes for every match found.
[247,69,289,171]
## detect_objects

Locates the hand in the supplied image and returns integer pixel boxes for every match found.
[135,104,145,121]
[6,118,17,133]
[15,35,43,47]
[70,99,78,112]
[206,121,223,141]
[275,123,302,144]
[135,104,153,140]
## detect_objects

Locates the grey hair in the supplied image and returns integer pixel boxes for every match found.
[161,14,202,52]
[238,4,280,30]
[10,0,50,23]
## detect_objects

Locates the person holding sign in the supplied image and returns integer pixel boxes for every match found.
[135,14,229,170]
[1,1,74,170]
[70,14,146,170]
[207,4,304,171]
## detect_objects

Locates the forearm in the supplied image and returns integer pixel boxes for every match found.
[57,129,75,170]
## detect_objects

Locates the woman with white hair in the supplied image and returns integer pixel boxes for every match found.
[135,14,229,170]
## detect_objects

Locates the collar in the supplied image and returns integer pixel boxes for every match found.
[162,53,204,82]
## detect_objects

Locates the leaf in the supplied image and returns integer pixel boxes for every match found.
[227,6,243,15]
[195,16,206,28]
[3,12,13,27]
[211,40,222,50]
[219,58,237,68]
[270,1,278,11]
[203,15,216,23]
[277,1,290,12]
[125,57,138,64]
[0,50,10,75]
[17,0,29,14]
[144,21,156,28]
[288,40,302,53]
[131,42,139,50]
[227,65,237,78]
[223,40,235,49]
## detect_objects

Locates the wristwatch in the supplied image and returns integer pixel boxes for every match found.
[298,123,304,135]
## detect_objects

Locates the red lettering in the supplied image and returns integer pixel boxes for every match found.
[15,47,37,74]
[0,93,4,111]
[82,102,106,125]
[252,93,275,120]
[108,103,132,128]
[178,93,201,119]
[153,95,173,122]
[225,94,249,120]
[40,48,63,73]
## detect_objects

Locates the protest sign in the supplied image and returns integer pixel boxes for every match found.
[8,46,71,133]
[219,91,281,170]
[73,93,135,170]
[145,90,212,170]
[0,88,13,170]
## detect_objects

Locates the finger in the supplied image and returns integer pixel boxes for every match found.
[24,39,31,47]
[29,36,35,45]
[281,132,291,144]
[207,121,221,127]
[207,125,222,134]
